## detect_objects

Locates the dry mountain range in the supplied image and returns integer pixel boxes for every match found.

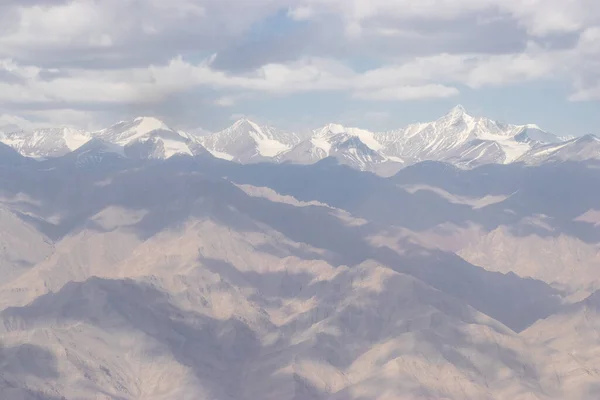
[0,107,599,399]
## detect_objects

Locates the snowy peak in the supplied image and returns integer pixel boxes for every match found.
[230,117,261,132]
[316,123,347,136]
[92,117,197,159]
[442,104,470,121]
[372,106,568,167]
[514,124,562,145]
[311,124,384,152]
[0,127,92,158]
[133,116,169,129]
[449,104,467,115]
[577,133,600,143]
[435,105,477,133]
[217,106,585,172]
[517,134,600,164]
[280,123,399,172]
[330,135,387,170]
[94,116,173,145]
[200,119,304,162]
[0,107,594,169]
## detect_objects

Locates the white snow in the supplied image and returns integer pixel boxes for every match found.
[160,138,193,158]
[384,156,405,163]
[207,149,235,161]
[326,123,346,134]
[460,142,490,165]
[530,142,572,158]
[476,131,531,163]
[310,137,332,155]
[0,134,25,148]
[116,117,170,145]
[134,116,169,131]
[521,123,544,130]
[246,123,291,157]
[63,128,91,151]
[349,128,384,151]
[249,133,291,157]
[0,106,586,170]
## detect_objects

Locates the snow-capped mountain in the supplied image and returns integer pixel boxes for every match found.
[517,134,600,165]
[93,117,199,159]
[278,105,568,171]
[0,127,91,158]
[198,118,307,163]
[374,105,563,167]
[279,123,403,173]
[0,107,596,172]
[93,117,171,145]
[0,117,203,161]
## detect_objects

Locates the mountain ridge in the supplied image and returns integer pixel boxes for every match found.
[1,107,597,171]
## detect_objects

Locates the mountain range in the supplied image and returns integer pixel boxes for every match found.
[1,108,600,399]
[1,106,596,175]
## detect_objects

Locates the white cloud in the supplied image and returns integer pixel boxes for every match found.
[0,0,598,128]
[288,6,314,20]
[0,109,100,131]
[569,85,600,101]
[215,97,237,107]
[0,41,588,108]
[294,0,600,37]
[353,85,460,101]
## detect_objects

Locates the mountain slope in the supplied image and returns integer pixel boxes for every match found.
[1,107,590,171]
[199,119,306,162]
[255,106,567,172]
[0,117,204,162]
[375,105,560,166]
[0,155,583,399]
[518,134,600,165]
[93,117,198,159]
[0,127,91,158]
[523,291,600,398]
[279,124,403,173]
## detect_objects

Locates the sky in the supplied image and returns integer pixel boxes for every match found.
[0,0,599,135]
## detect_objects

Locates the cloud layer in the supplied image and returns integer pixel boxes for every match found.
[0,0,598,130]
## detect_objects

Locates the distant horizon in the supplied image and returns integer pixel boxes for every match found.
[0,104,594,138]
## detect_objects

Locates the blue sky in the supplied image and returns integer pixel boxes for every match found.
[0,0,598,135]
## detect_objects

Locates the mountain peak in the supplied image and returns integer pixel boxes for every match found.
[231,118,258,129]
[523,123,543,130]
[132,116,170,132]
[446,104,469,118]
[229,119,271,137]
[577,134,600,143]
[324,123,346,134]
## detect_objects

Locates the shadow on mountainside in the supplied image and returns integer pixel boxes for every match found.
[0,156,563,332]
[2,153,599,242]
[1,278,329,400]
[200,255,548,397]
[202,157,600,244]
[2,274,549,400]
[0,341,67,400]
[0,156,563,331]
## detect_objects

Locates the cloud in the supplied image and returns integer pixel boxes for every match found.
[353,85,460,101]
[288,6,314,21]
[0,0,598,129]
[0,109,101,131]
[293,0,600,37]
